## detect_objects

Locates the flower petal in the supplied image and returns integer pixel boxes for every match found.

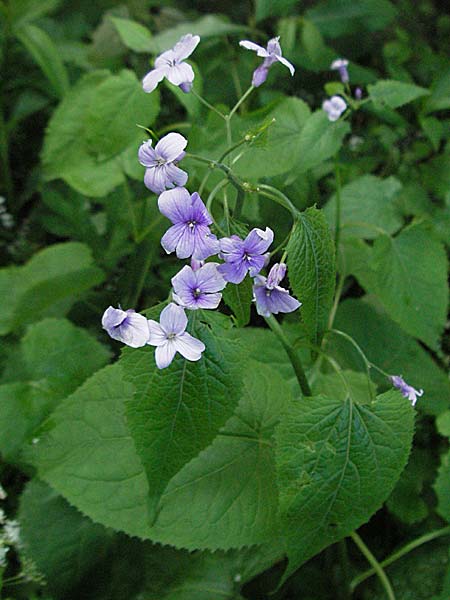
[244,227,274,255]
[102,306,127,329]
[252,65,269,87]
[190,192,213,226]
[217,260,248,284]
[155,341,177,369]
[158,187,192,223]
[175,226,196,259]
[165,163,188,188]
[196,262,226,293]
[155,132,188,162]
[147,320,167,347]
[142,67,168,93]
[138,141,157,167]
[173,34,200,62]
[239,40,268,57]
[174,332,205,361]
[219,234,244,258]
[266,37,281,56]
[171,265,197,296]
[167,62,195,87]
[144,165,168,194]
[159,302,187,335]
[161,223,186,254]
[275,54,295,76]
[193,292,222,310]
[192,227,220,261]
[116,312,149,347]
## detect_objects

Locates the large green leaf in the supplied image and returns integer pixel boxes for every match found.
[0,243,104,335]
[109,17,153,53]
[120,313,244,521]
[15,23,69,98]
[332,299,450,416]
[275,390,414,582]
[368,79,430,109]
[353,224,448,350]
[28,360,290,550]
[287,206,336,346]
[85,69,159,158]
[324,175,403,239]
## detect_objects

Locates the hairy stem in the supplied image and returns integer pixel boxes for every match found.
[191,88,226,119]
[265,315,312,397]
[350,532,396,600]
[350,526,450,592]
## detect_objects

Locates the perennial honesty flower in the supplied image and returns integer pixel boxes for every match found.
[142,33,200,94]
[102,307,149,347]
[253,263,301,317]
[239,37,295,87]
[172,263,226,310]
[218,227,274,284]
[158,187,219,260]
[390,375,423,407]
[148,303,205,369]
[138,132,188,194]
[322,96,347,122]
[331,58,349,83]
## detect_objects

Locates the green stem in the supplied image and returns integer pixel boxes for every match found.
[334,159,342,254]
[191,88,226,120]
[157,121,191,135]
[123,181,138,243]
[251,184,299,219]
[350,532,396,600]
[265,315,312,397]
[350,526,450,592]
[228,85,254,119]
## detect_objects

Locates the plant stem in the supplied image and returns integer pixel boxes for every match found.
[250,184,299,218]
[191,88,226,119]
[229,85,254,119]
[350,532,396,600]
[334,158,342,254]
[350,526,450,592]
[265,315,312,397]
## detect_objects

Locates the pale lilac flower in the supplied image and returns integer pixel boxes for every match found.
[148,303,205,369]
[239,37,295,87]
[355,87,363,100]
[142,33,200,94]
[172,263,226,310]
[158,187,219,260]
[253,263,301,317]
[138,132,188,194]
[218,227,274,284]
[190,258,205,271]
[331,58,349,84]
[322,96,347,122]
[102,306,149,348]
[390,375,423,407]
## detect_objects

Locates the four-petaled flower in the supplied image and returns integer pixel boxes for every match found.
[218,227,274,284]
[239,37,295,87]
[172,263,226,310]
[148,303,205,369]
[322,96,347,122]
[330,58,349,84]
[390,375,423,407]
[138,132,188,194]
[158,187,220,260]
[142,33,200,94]
[253,263,301,317]
[102,306,149,347]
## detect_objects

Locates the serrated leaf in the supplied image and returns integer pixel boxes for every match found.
[109,17,153,53]
[287,207,336,346]
[324,175,403,239]
[0,243,104,336]
[333,298,450,416]
[15,23,69,98]
[356,224,448,350]
[222,277,253,327]
[368,79,430,109]
[85,69,159,158]
[275,390,414,582]
[311,370,376,404]
[120,314,244,521]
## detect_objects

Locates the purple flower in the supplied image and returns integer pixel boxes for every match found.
[253,263,301,317]
[138,132,188,195]
[322,96,347,122]
[239,37,295,87]
[218,227,274,284]
[390,375,423,407]
[142,33,200,94]
[158,187,220,260]
[355,87,363,100]
[148,303,205,369]
[331,58,349,84]
[102,306,149,347]
[172,263,226,310]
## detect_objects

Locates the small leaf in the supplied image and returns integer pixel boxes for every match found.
[15,23,69,98]
[368,79,430,109]
[287,206,336,346]
[109,17,153,53]
[275,390,414,581]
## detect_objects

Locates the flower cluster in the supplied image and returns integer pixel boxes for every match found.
[102,34,301,369]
